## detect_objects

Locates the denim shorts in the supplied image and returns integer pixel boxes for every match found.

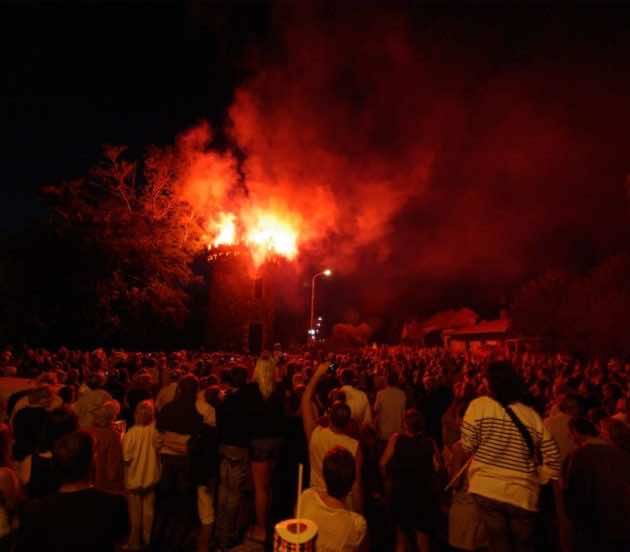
[250,438,283,462]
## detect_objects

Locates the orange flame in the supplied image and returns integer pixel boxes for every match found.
[207,208,299,266]
[244,210,299,266]
[210,212,237,247]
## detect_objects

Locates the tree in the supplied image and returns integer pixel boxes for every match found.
[511,255,630,356]
[510,269,571,346]
[562,254,630,356]
[40,144,208,348]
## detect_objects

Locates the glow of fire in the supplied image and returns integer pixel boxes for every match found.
[245,211,298,265]
[210,212,237,247]
[208,209,299,266]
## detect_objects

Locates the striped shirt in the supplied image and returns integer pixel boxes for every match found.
[462,396,561,511]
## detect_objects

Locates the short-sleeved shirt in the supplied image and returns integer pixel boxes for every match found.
[17,488,129,552]
[309,426,359,494]
[300,488,366,552]
[122,424,160,490]
[374,386,406,440]
[341,386,372,426]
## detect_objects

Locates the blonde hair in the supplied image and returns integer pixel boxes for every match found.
[253,354,275,400]
[93,400,121,428]
[134,400,155,426]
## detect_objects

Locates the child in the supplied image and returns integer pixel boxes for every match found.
[122,400,160,550]
[91,400,124,493]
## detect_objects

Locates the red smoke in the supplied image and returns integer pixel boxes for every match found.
[172,2,630,323]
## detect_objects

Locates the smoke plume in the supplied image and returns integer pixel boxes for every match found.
[181,3,630,325]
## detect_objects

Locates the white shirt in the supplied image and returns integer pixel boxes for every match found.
[462,396,561,511]
[341,385,372,426]
[309,426,359,494]
[122,423,161,490]
[299,488,366,552]
[374,386,406,440]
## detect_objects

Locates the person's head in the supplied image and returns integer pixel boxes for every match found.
[578,380,593,397]
[87,371,106,390]
[386,371,399,387]
[175,374,199,403]
[134,400,155,426]
[28,385,54,408]
[403,408,426,435]
[568,416,599,446]
[132,370,153,390]
[53,431,94,484]
[65,368,79,386]
[57,385,76,405]
[204,385,222,408]
[587,406,608,427]
[253,355,275,399]
[329,401,351,431]
[615,396,628,415]
[600,417,630,454]
[40,407,78,452]
[322,446,356,500]
[229,366,248,389]
[329,388,346,404]
[484,361,526,405]
[219,368,232,386]
[37,371,58,385]
[340,369,355,387]
[559,394,582,417]
[93,400,121,428]
[603,383,621,403]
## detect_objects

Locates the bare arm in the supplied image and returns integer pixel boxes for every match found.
[301,362,329,444]
[379,432,399,482]
[352,446,364,514]
[0,468,21,513]
[373,391,382,415]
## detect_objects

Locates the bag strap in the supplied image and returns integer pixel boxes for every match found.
[501,403,540,466]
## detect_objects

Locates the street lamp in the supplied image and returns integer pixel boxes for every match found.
[309,269,332,341]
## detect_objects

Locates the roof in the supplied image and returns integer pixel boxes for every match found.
[401,308,478,340]
[444,318,510,338]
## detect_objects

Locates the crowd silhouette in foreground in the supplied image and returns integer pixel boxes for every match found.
[0,344,628,551]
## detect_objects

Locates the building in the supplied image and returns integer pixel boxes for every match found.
[401,308,478,346]
[207,245,277,354]
[443,318,511,354]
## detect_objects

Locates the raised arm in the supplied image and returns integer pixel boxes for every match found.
[301,362,329,443]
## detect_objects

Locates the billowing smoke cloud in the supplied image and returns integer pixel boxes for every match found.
[178,3,630,328]
[228,3,437,269]
[174,122,238,211]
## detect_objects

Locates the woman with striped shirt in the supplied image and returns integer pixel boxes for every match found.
[461,360,561,552]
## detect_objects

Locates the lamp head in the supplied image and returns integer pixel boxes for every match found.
[323,269,332,276]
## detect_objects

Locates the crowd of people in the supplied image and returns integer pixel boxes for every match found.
[0,343,628,551]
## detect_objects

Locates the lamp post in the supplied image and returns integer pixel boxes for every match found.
[309,269,332,342]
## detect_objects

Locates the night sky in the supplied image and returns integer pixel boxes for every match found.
[3,1,630,339]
